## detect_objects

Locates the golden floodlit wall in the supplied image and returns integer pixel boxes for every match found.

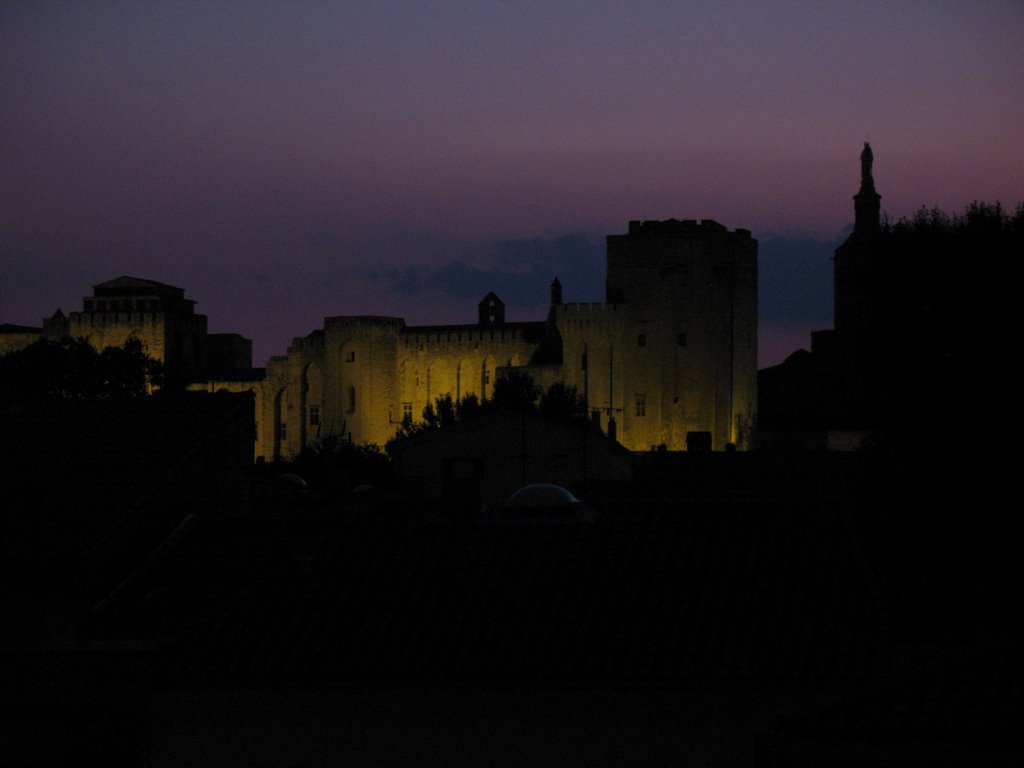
[5,226,755,460]
[258,315,547,460]
[599,219,758,450]
[253,219,757,459]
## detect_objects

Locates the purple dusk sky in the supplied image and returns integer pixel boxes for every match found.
[2,1,1022,368]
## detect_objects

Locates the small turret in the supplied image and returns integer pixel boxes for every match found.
[550,277,563,306]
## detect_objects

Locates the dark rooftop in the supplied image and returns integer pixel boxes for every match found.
[93,497,888,690]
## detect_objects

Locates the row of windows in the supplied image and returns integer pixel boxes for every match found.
[89,298,160,312]
[638,333,687,348]
[580,334,687,369]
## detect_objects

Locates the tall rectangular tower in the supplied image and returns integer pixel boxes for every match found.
[601,219,757,450]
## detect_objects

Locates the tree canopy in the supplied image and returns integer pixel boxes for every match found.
[389,371,587,447]
[0,337,163,403]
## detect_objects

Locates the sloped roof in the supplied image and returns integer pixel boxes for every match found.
[93,276,184,291]
[95,497,888,689]
[0,323,43,334]
[92,276,186,296]
[2,393,257,644]
[762,637,1024,761]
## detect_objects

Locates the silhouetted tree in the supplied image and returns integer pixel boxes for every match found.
[858,201,1022,435]
[418,395,457,429]
[539,382,585,421]
[433,393,456,426]
[389,377,586,448]
[389,392,482,444]
[294,434,392,493]
[491,369,540,413]
[0,337,162,403]
[455,392,483,420]
[420,401,439,429]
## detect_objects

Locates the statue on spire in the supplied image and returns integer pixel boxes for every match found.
[860,142,876,194]
[854,142,881,234]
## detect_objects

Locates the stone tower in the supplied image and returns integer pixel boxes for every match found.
[557,219,757,451]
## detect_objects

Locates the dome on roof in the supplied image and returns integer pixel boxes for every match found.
[503,483,582,508]
[496,484,593,525]
[277,473,308,489]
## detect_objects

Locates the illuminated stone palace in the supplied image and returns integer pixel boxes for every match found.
[3,221,756,457]
[221,218,757,458]
[1,276,252,383]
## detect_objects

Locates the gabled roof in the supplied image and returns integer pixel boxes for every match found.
[478,291,504,305]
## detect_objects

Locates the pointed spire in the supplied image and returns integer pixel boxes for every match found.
[854,142,881,234]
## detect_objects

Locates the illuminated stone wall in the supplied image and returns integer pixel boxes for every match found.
[397,324,543,422]
[0,325,43,356]
[600,219,757,450]
[36,277,250,384]
[66,307,171,362]
[256,219,757,459]
[260,317,547,460]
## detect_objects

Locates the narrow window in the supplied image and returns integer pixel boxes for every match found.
[402,402,413,421]
[635,394,646,417]
[345,350,355,363]
[637,334,647,347]
[309,406,320,426]
[347,386,356,413]
[278,423,287,440]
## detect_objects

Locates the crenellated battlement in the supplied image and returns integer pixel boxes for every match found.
[624,218,752,238]
[403,327,514,346]
[558,302,625,314]
[324,316,405,329]
[400,321,545,348]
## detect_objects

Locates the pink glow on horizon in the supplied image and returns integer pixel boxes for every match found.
[2,2,1022,367]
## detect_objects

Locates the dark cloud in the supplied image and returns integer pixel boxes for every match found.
[366,231,838,329]
[384,266,428,295]
[366,233,606,310]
